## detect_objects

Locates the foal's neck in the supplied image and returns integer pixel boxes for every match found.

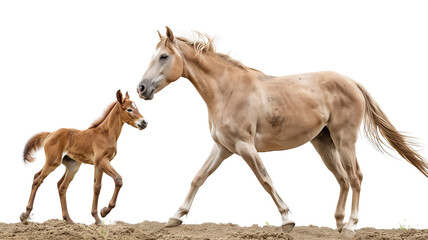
[99,104,124,141]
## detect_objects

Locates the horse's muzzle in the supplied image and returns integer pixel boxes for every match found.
[137,82,155,100]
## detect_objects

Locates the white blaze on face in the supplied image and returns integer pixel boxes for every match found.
[131,102,137,109]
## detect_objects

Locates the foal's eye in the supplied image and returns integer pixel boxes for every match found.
[160,54,168,60]
[127,108,133,112]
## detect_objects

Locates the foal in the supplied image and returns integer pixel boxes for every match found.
[20,90,147,224]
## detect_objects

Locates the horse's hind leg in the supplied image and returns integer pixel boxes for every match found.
[311,128,350,232]
[57,155,81,223]
[20,153,61,222]
[328,127,363,235]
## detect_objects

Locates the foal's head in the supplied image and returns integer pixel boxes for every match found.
[138,26,184,100]
[116,90,147,130]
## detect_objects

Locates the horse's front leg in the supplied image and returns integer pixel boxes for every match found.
[96,158,122,218]
[91,167,103,225]
[235,141,295,233]
[165,143,233,227]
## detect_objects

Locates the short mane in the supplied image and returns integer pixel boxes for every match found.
[88,101,117,129]
[161,32,256,71]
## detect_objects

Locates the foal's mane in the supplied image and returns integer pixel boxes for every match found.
[88,101,118,129]
[161,32,255,71]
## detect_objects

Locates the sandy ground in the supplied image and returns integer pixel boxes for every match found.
[1,219,427,240]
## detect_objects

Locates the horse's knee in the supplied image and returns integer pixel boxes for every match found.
[58,186,67,196]
[191,175,204,188]
[350,177,361,192]
[338,176,350,191]
[114,176,122,188]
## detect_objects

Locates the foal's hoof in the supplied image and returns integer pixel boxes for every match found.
[165,218,183,228]
[341,227,356,237]
[95,220,102,226]
[100,207,109,218]
[63,216,74,224]
[281,222,295,233]
[20,213,30,223]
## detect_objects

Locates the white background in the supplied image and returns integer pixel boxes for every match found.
[0,0,427,230]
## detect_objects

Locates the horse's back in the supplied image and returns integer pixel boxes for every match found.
[252,71,364,151]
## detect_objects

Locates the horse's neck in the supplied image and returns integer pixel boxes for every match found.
[99,105,124,141]
[181,49,245,110]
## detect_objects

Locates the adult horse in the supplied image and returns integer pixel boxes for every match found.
[137,27,427,235]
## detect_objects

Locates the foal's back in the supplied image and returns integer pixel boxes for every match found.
[43,127,97,165]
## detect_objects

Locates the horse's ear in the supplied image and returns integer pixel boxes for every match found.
[116,90,123,104]
[157,30,163,39]
[125,91,130,99]
[166,26,174,42]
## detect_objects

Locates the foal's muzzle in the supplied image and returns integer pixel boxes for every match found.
[137,119,148,130]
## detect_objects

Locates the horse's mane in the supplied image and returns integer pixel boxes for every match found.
[161,32,256,71]
[88,101,117,129]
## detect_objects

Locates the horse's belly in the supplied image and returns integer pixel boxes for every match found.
[254,122,325,152]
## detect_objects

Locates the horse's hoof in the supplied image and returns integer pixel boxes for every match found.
[20,213,28,222]
[95,220,102,226]
[336,223,346,233]
[165,218,183,228]
[341,227,355,237]
[281,222,295,233]
[100,207,109,218]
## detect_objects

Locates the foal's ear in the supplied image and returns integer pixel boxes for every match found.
[166,26,175,42]
[125,91,130,99]
[157,30,163,39]
[116,90,123,104]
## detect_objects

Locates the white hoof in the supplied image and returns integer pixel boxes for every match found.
[165,218,183,228]
[341,227,355,237]
[281,222,295,233]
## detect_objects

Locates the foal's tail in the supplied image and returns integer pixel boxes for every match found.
[355,82,428,178]
[23,132,50,163]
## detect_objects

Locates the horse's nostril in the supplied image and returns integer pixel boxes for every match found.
[139,85,145,92]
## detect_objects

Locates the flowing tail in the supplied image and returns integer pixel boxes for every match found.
[23,132,50,163]
[355,82,428,178]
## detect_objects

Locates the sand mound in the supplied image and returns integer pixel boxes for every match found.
[1,219,427,240]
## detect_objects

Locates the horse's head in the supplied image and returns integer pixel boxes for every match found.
[116,90,147,130]
[137,26,184,100]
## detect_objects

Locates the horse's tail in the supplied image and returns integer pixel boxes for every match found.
[355,82,428,178]
[23,132,50,163]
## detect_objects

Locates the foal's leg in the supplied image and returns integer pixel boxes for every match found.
[20,155,61,222]
[91,167,103,225]
[57,156,81,223]
[96,159,122,218]
[235,141,295,232]
[310,129,350,232]
[165,143,233,227]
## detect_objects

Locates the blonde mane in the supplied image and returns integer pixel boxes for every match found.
[160,32,254,71]
[89,101,117,129]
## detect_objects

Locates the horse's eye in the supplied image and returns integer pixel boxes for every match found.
[160,54,168,60]
[127,108,133,112]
